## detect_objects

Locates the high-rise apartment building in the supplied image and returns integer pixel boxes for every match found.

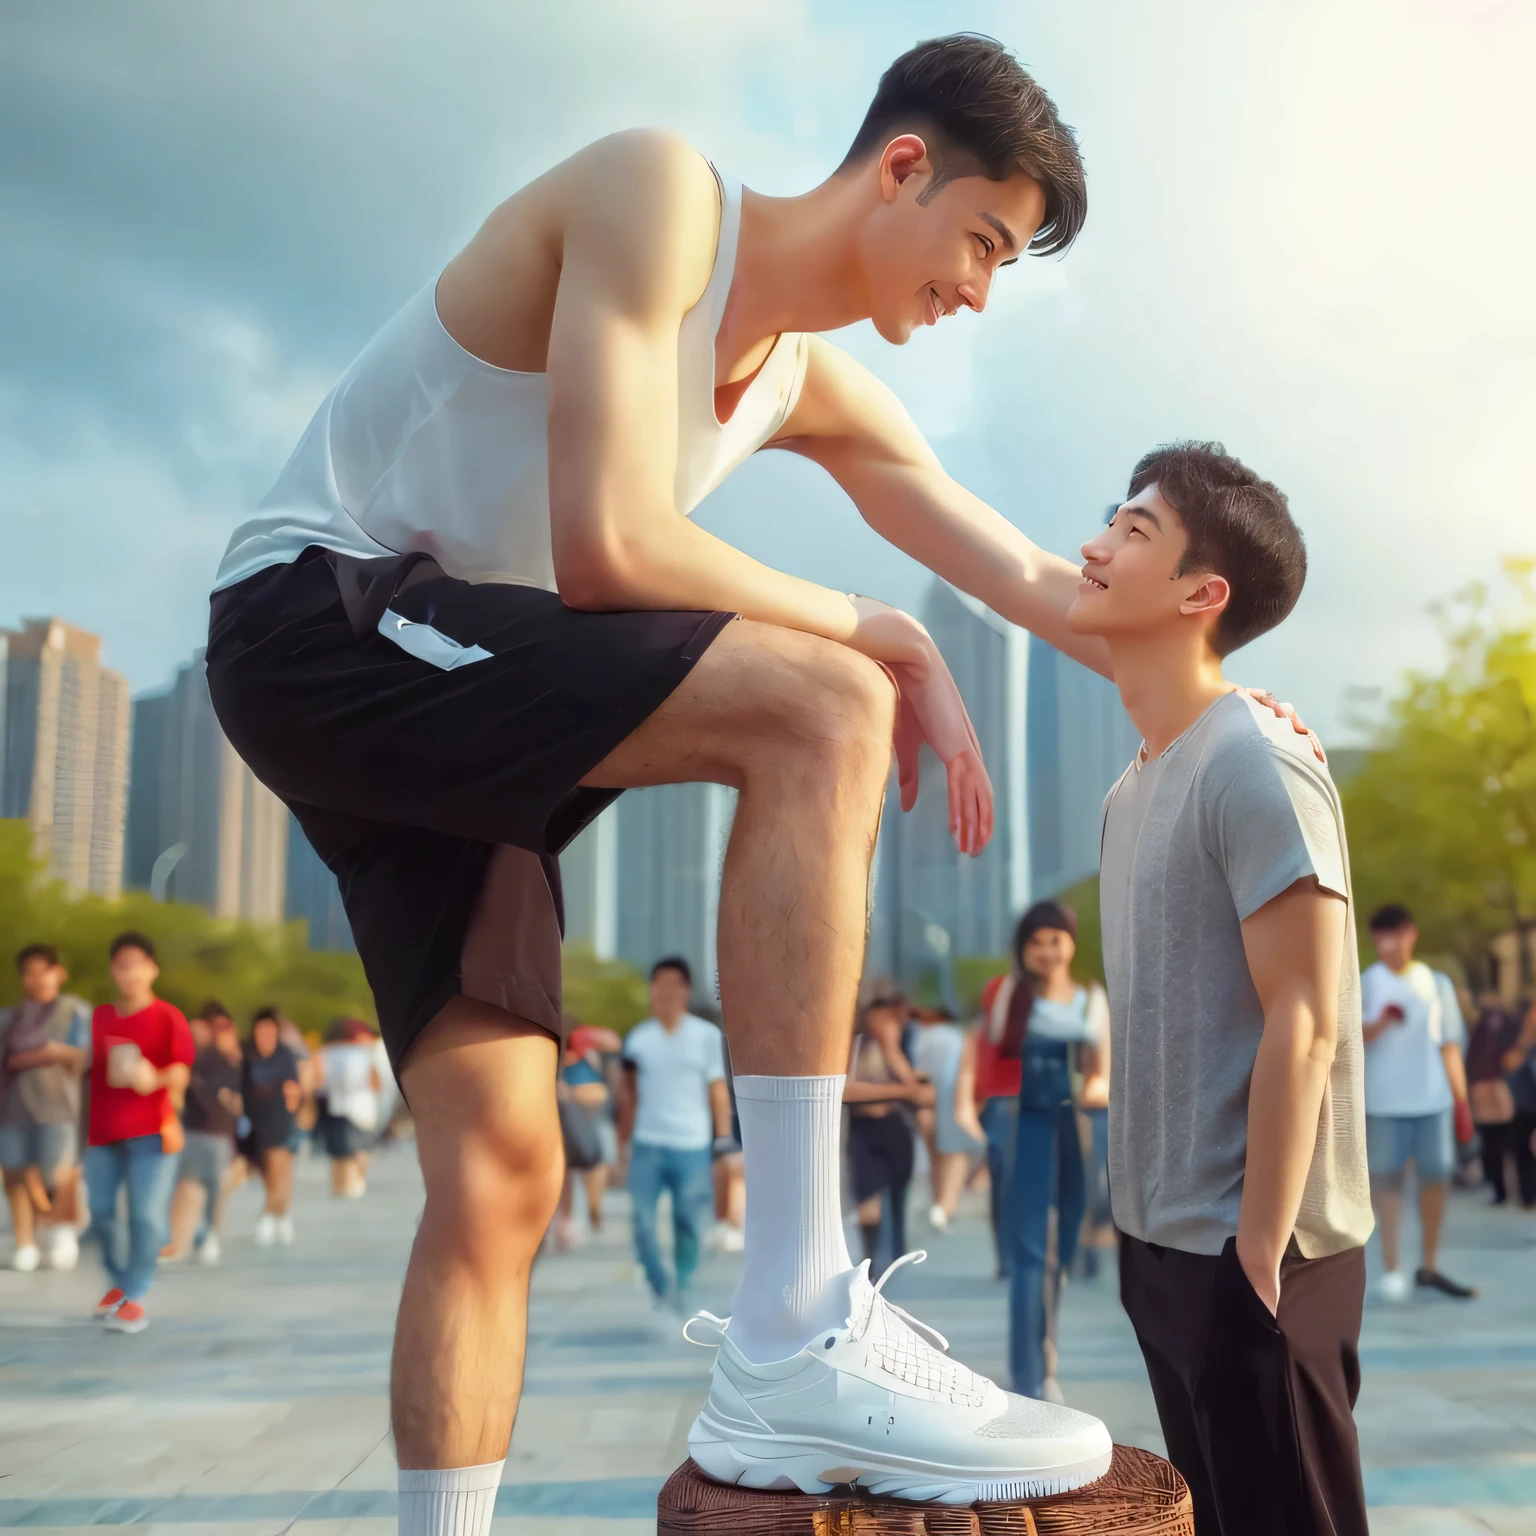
[286,817,356,953]
[1025,634,1140,902]
[0,617,130,898]
[125,651,288,923]
[868,581,1029,987]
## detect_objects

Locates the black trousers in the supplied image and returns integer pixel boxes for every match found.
[1480,1116,1536,1206]
[1120,1234,1368,1536]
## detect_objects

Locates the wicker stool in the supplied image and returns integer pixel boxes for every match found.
[657,1446,1193,1535]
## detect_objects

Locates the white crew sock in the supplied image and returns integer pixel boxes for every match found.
[398,1461,503,1536]
[726,1074,860,1363]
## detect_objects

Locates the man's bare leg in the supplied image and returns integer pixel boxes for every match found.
[392,1002,563,1470]
[581,620,895,1076]
[4,1170,37,1255]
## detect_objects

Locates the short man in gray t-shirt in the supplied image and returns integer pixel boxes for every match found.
[1016,441,1373,1536]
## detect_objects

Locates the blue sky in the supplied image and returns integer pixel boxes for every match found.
[2,0,1532,738]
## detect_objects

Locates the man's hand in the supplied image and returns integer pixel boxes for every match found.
[1244,690,1326,764]
[1236,1235,1282,1316]
[848,597,993,856]
[282,1078,303,1113]
[129,1058,161,1097]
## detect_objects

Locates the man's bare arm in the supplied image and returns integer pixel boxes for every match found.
[544,133,861,642]
[1237,876,1349,1313]
[776,336,1113,678]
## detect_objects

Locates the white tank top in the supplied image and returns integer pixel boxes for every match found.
[213,166,810,593]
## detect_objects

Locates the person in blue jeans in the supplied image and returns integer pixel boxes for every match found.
[995,902,1110,1402]
[84,932,194,1334]
[619,957,732,1310]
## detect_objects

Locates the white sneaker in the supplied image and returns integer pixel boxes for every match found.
[928,1204,950,1233]
[275,1215,295,1246]
[254,1214,277,1247]
[197,1233,222,1266]
[1377,1269,1411,1303]
[8,1244,40,1273]
[717,1224,745,1254]
[685,1253,1112,1504]
[46,1228,79,1272]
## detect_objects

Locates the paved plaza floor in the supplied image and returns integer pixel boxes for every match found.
[1,1142,1533,1534]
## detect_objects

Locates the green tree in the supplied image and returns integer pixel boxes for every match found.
[1341,559,1536,985]
[0,819,375,1033]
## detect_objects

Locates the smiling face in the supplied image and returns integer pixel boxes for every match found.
[1066,482,1231,650]
[857,137,1046,344]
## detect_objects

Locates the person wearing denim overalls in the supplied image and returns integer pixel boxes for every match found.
[994,902,1109,1402]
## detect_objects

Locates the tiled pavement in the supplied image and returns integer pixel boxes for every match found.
[2,1144,1533,1534]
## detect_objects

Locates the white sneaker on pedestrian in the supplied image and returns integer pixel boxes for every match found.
[928,1204,950,1233]
[713,1222,745,1254]
[197,1233,222,1266]
[254,1214,277,1247]
[46,1227,79,1272]
[685,1253,1112,1504]
[1376,1269,1411,1303]
[8,1244,40,1273]
[275,1215,295,1246]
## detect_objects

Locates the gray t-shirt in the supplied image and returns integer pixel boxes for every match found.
[1100,691,1372,1259]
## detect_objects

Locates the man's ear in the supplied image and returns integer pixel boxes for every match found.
[1178,573,1230,622]
[879,134,933,201]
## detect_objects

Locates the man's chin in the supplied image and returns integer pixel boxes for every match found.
[871,312,916,345]
[1065,596,1105,636]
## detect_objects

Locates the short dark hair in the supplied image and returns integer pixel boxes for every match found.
[1369,904,1415,933]
[252,1005,280,1025]
[109,931,156,962]
[16,943,60,971]
[841,34,1087,256]
[199,999,232,1023]
[649,956,692,987]
[1127,442,1306,657]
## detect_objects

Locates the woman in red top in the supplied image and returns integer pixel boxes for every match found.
[84,932,194,1333]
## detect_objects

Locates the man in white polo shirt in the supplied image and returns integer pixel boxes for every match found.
[619,956,731,1310]
[1361,904,1475,1302]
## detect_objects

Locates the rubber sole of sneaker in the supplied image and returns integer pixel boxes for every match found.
[688,1414,1114,1505]
[102,1312,147,1335]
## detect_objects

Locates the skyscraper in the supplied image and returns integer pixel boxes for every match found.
[1025,634,1140,902]
[286,817,356,953]
[0,617,131,898]
[125,651,288,922]
[869,580,1029,986]
[609,783,735,995]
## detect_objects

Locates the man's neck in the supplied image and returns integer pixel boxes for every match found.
[656,1011,687,1034]
[728,177,874,346]
[25,990,61,1008]
[1106,628,1232,762]
[116,991,155,1016]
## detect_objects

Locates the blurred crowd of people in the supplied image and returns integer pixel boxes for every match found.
[9,903,1532,1362]
[549,899,1536,1400]
[0,933,395,1333]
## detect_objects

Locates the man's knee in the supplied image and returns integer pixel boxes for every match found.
[423,1116,564,1248]
[749,635,896,786]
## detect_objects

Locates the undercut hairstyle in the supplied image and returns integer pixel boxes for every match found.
[1128,442,1306,657]
[16,943,60,971]
[841,33,1087,256]
[1369,904,1416,934]
[108,930,156,962]
[650,955,692,987]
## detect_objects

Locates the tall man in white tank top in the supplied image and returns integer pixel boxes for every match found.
[209,36,1128,1528]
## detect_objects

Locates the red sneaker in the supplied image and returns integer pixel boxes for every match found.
[103,1300,147,1334]
[94,1288,126,1317]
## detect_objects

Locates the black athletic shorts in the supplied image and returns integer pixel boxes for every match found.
[848,1110,916,1203]
[206,547,733,1074]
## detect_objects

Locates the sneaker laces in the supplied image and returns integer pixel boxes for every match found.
[848,1251,991,1402]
